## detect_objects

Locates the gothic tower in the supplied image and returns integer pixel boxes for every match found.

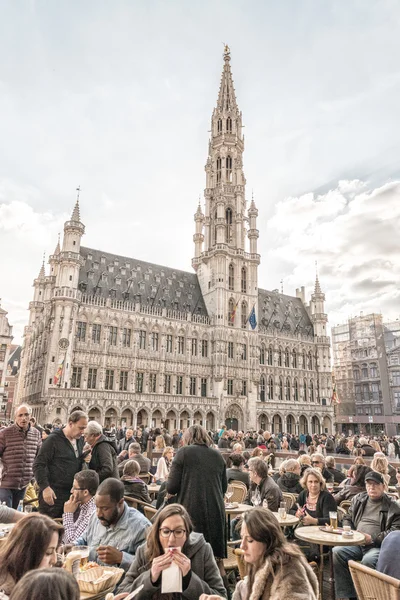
[192,46,260,330]
[310,274,332,406]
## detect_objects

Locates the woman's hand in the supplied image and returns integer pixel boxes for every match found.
[295,508,304,519]
[172,550,191,576]
[150,552,173,583]
[302,512,318,526]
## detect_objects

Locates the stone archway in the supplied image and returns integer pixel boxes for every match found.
[137,409,148,428]
[180,410,190,430]
[151,409,163,429]
[105,407,118,428]
[121,408,133,427]
[258,413,269,431]
[225,404,243,432]
[165,410,177,432]
[286,414,296,435]
[206,411,215,431]
[323,415,332,434]
[88,407,102,423]
[272,414,283,434]
[193,411,203,426]
[311,415,321,435]
[299,415,308,435]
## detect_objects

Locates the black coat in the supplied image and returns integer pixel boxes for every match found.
[167,443,227,558]
[89,435,119,482]
[344,492,400,546]
[296,489,337,525]
[277,472,303,495]
[122,477,152,505]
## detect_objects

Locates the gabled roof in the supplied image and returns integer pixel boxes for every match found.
[258,288,314,338]
[79,247,208,316]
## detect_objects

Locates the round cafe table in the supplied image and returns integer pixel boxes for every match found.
[272,512,299,527]
[224,503,254,542]
[295,526,365,600]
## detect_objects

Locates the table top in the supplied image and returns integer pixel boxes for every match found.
[80,586,114,600]
[148,483,161,493]
[295,525,365,547]
[225,503,254,515]
[272,512,299,526]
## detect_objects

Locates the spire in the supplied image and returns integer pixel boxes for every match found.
[39,253,45,279]
[216,44,239,115]
[54,233,60,255]
[249,190,257,211]
[195,197,204,219]
[314,261,322,294]
[71,186,81,222]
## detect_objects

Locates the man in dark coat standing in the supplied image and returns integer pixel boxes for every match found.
[34,410,87,518]
[85,421,119,482]
[167,425,227,559]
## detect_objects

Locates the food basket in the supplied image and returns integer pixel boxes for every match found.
[76,566,124,593]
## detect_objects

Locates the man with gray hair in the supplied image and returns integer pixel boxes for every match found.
[118,442,151,476]
[85,420,119,482]
[34,410,88,518]
[0,404,42,508]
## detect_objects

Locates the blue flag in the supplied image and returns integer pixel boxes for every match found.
[249,305,257,330]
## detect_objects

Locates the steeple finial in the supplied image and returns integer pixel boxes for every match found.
[54,233,61,255]
[314,261,322,294]
[39,253,45,279]
[216,44,238,113]
[223,43,231,61]
[71,186,81,222]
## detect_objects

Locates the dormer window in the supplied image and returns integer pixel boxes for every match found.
[101,256,106,264]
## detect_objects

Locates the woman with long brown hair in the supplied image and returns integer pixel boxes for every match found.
[0,513,63,597]
[116,504,226,599]
[9,568,79,600]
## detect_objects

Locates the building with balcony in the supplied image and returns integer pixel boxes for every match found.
[18,48,334,434]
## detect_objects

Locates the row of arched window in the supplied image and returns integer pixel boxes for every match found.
[259,376,315,402]
[353,362,379,380]
[217,117,233,134]
[216,155,233,183]
[260,345,314,370]
[228,264,247,292]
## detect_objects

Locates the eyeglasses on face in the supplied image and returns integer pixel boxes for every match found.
[312,461,322,465]
[159,528,186,539]
[71,487,86,492]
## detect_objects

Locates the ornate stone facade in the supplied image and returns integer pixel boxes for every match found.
[18,48,334,434]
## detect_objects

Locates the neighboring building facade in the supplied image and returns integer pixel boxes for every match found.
[333,313,400,435]
[18,48,334,434]
[0,302,14,421]
[4,345,22,419]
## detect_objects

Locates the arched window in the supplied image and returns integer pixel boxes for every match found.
[226,117,232,133]
[303,380,307,401]
[260,376,265,402]
[241,301,247,329]
[292,349,297,368]
[267,346,273,366]
[308,351,313,370]
[362,363,368,378]
[260,344,265,365]
[302,351,306,369]
[228,263,234,290]
[226,208,233,243]
[294,379,299,401]
[279,377,283,401]
[226,155,232,183]
[284,348,290,367]
[217,118,222,134]
[241,267,247,293]
[268,376,274,400]
[310,381,314,402]
[216,157,222,183]
[285,378,291,401]
[278,347,282,367]
[228,297,235,327]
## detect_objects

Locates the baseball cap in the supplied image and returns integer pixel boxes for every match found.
[365,471,384,485]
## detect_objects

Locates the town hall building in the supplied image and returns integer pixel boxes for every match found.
[18,48,334,434]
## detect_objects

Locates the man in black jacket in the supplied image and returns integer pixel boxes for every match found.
[333,471,400,600]
[85,421,119,482]
[34,410,88,518]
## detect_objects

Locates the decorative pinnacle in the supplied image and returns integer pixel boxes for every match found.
[54,233,61,255]
[39,253,45,278]
[223,43,231,61]
[71,186,81,222]
[314,261,322,294]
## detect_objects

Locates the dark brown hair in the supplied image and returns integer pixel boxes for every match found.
[146,504,193,562]
[9,568,79,600]
[0,514,63,587]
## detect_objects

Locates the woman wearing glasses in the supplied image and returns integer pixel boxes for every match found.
[115,504,227,599]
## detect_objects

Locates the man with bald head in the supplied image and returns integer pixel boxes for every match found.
[0,404,42,508]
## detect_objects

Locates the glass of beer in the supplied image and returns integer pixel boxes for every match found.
[329,511,338,530]
[278,501,287,520]
[71,545,89,568]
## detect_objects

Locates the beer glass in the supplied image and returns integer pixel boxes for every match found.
[329,511,338,529]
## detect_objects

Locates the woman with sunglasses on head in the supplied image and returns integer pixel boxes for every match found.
[115,504,227,599]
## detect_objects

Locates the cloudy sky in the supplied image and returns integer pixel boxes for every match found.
[1,0,400,343]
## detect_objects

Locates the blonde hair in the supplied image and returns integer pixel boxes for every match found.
[298,454,311,466]
[163,446,173,457]
[154,435,166,450]
[300,467,326,491]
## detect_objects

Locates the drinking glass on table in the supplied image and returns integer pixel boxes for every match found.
[225,490,233,504]
[71,545,89,567]
[329,511,338,529]
[24,504,33,514]
[278,501,287,520]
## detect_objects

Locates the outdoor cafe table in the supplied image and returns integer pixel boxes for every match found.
[148,483,160,497]
[272,512,299,527]
[295,525,365,600]
[225,503,254,542]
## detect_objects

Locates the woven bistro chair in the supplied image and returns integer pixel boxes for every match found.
[339,499,352,513]
[281,492,297,511]
[349,559,400,599]
[228,481,247,504]
[143,505,158,521]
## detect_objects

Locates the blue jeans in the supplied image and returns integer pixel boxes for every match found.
[0,487,27,509]
[333,544,380,598]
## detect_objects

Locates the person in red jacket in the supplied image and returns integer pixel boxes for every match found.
[0,405,41,508]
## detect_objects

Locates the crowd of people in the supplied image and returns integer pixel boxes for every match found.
[1,405,400,599]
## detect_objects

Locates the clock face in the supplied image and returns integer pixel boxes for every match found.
[59,338,69,349]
